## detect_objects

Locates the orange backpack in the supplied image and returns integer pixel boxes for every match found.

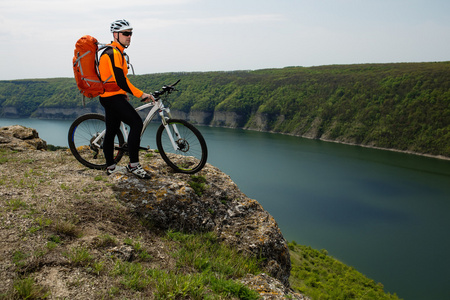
[72,35,112,103]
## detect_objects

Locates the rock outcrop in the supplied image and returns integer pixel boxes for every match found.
[0,125,47,151]
[112,158,292,287]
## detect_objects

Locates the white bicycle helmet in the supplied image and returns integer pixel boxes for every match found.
[110,19,133,33]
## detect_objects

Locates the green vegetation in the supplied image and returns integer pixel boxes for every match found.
[12,277,50,299]
[188,175,208,196]
[165,230,261,278]
[1,62,449,157]
[289,241,401,300]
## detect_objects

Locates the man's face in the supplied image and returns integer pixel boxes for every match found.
[116,30,132,47]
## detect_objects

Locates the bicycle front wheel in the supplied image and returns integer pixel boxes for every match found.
[156,119,208,174]
[68,113,125,170]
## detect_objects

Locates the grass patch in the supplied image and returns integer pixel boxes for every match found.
[107,231,261,299]
[124,237,153,261]
[95,234,118,248]
[12,250,30,268]
[53,220,81,237]
[94,175,108,182]
[188,175,208,196]
[12,277,50,299]
[64,246,93,266]
[6,198,28,211]
[166,231,261,277]
[88,260,106,276]
[289,241,401,300]
[0,149,11,164]
[111,261,259,299]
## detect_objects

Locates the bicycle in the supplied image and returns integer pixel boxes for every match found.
[67,79,208,174]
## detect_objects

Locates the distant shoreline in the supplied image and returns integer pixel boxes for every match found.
[1,115,449,162]
[242,126,450,162]
[319,137,450,161]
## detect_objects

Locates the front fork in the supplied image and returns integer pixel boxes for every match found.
[159,108,181,151]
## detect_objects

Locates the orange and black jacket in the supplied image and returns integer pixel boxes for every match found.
[98,41,143,98]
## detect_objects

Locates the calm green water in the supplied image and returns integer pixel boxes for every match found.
[2,118,449,300]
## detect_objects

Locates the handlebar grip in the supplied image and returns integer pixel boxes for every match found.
[142,80,180,102]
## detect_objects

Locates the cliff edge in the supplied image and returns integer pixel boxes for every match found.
[0,125,307,299]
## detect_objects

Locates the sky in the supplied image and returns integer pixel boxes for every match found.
[0,0,449,80]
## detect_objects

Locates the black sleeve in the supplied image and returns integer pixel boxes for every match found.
[103,47,133,94]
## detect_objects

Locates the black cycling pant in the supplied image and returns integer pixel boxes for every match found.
[99,94,143,166]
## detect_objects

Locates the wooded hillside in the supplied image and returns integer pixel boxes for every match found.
[0,62,449,157]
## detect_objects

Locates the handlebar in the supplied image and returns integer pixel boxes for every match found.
[141,79,181,102]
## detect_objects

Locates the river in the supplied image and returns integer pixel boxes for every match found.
[1,118,449,300]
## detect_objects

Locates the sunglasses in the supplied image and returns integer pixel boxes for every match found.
[120,31,133,36]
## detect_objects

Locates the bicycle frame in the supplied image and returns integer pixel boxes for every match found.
[90,98,182,152]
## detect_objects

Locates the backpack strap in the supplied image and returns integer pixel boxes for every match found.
[123,52,135,75]
[98,44,135,76]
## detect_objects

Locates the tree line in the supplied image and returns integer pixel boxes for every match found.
[0,62,449,157]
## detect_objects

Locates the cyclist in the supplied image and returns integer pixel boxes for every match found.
[98,19,154,179]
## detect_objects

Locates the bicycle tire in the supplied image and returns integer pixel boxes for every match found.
[68,113,125,170]
[156,119,208,174]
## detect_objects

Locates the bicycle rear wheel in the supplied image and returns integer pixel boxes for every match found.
[156,119,208,174]
[68,113,125,170]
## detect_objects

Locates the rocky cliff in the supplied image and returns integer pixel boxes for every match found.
[0,125,308,299]
[113,156,292,285]
[31,107,104,119]
[19,107,247,129]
